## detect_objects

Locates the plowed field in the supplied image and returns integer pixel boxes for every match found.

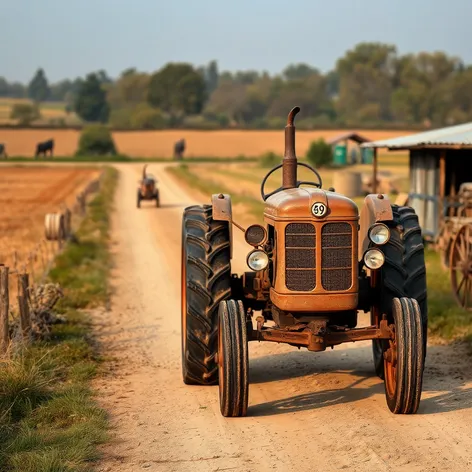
[0,166,100,275]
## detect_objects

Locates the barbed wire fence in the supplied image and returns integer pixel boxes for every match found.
[0,172,104,355]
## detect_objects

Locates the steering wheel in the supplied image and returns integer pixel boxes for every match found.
[260,162,323,201]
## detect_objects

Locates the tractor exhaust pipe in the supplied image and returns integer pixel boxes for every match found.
[282,106,300,189]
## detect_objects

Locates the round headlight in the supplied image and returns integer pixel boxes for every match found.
[245,224,267,247]
[368,223,390,245]
[247,250,269,271]
[364,248,385,270]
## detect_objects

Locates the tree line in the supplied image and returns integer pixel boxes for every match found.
[4,42,472,129]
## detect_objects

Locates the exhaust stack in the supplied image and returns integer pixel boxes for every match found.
[282,106,300,189]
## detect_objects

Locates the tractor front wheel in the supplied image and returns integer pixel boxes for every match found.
[384,297,424,414]
[372,205,427,378]
[181,205,232,385]
[137,190,141,208]
[218,299,249,417]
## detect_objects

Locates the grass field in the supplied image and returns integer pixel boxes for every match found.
[0,128,414,158]
[0,166,100,275]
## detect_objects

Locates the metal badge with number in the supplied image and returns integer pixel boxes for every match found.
[312,202,327,217]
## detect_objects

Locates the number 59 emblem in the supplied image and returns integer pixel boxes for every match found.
[312,202,327,217]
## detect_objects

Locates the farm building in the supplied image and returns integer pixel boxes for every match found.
[327,132,372,165]
[361,122,472,241]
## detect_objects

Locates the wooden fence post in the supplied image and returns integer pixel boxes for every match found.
[18,273,31,341]
[0,265,9,354]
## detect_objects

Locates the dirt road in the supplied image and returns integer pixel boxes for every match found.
[96,164,472,472]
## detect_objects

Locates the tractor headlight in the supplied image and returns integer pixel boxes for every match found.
[247,250,269,271]
[364,248,385,270]
[368,223,390,245]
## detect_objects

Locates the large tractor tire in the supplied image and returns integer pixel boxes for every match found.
[155,189,160,208]
[372,205,428,379]
[218,300,249,417]
[181,205,232,385]
[384,297,424,414]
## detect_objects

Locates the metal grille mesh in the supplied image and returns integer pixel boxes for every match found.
[321,223,352,291]
[285,223,316,291]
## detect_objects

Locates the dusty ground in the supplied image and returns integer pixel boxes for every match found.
[0,166,99,272]
[95,163,472,472]
[0,128,413,158]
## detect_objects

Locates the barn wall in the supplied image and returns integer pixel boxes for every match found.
[409,150,440,239]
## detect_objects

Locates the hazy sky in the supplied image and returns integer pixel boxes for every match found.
[3,0,472,83]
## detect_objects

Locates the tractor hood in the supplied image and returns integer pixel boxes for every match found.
[264,187,359,221]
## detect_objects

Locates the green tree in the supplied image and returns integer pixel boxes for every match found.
[391,52,460,125]
[147,63,206,119]
[108,70,150,109]
[266,74,331,119]
[306,139,332,168]
[336,43,397,121]
[27,68,50,103]
[282,63,319,81]
[204,60,219,94]
[10,103,41,125]
[76,124,117,155]
[74,73,110,122]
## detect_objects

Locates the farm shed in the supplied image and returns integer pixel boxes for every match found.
[327,132,371,165]
[361,122,472,240]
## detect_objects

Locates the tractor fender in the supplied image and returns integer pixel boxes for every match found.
[211,193,233,259]
[358,194,394,257]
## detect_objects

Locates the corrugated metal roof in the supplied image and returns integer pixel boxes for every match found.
[360,122,472,149]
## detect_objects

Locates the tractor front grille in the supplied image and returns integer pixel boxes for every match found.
[284,221,353,292]
[321,223,352,291]
[285,223,316,291]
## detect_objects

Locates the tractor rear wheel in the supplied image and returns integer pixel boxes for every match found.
[155,190,160,207]
[372,205,427,379]
[181,205,231,385]
[384,297,424,414]
[218,299,249,417]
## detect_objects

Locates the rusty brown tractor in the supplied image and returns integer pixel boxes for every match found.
[137,165,160,208]
[181,107,427,417]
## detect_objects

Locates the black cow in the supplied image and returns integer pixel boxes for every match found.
[35,139,54,158]
[173,138,186,160]
[0,143,7,159]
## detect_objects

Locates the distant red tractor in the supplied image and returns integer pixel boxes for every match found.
[137,165,160,208]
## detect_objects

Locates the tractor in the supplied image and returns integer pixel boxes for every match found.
[137,165,160,208]
[181,107,427,417]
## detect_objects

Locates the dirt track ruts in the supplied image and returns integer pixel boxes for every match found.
[95,163,472,472]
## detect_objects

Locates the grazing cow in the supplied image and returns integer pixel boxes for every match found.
[0,143,7,158]
[173,138,186,160]
[35,139,54,158]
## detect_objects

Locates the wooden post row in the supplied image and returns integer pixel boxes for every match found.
[0,265,9,354]
[18,273,31,341]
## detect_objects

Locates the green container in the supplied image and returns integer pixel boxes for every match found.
[361,147,374,164]
[333,144,347,165]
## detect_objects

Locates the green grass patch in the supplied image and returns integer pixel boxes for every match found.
[425,249,472,345]
[167,164,265,220]
[0,167,118,471]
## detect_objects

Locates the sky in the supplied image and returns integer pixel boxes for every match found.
[2,0,472,83]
